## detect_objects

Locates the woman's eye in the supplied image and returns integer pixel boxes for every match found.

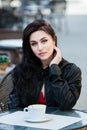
[30,42,37,46]
[42,39,48,43]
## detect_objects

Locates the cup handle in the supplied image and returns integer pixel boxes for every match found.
[24,107,28,112]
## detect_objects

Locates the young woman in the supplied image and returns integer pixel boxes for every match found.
[8,19,82,110]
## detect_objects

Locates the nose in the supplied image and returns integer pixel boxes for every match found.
[38,43,43,50]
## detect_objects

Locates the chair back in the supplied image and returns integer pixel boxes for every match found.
[0,71,13,112]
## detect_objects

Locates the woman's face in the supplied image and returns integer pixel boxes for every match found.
[29,30,55,63]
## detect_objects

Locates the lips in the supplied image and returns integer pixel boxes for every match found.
[38,52,47,56]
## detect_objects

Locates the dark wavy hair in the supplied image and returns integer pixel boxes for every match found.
[12,19,57,97]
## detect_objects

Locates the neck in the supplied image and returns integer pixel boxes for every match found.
[42,55,53,69]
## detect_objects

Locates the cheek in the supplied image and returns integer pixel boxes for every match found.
[50,48,54,54]
[30,46,36,54]
[31,48,39,57]
[48,44,54,51]
[31,48,36,54]
[47,45,54,56]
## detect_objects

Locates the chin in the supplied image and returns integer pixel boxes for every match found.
[38,54,53,61]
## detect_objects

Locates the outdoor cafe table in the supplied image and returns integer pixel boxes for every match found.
[0,107,87,130]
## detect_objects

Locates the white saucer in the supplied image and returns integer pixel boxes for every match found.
[24,115,52,123]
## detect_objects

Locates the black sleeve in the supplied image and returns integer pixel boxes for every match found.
[49,64,82,110]
[8,85,22,110]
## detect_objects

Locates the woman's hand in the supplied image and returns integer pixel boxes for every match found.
[50,46,62,66]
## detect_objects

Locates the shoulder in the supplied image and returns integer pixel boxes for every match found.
[60,58,81,70]
[61,58,81,78]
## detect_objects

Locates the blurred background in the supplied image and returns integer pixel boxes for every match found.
[0,0,87,111]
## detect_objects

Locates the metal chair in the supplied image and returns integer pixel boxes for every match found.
[0,71,13,112]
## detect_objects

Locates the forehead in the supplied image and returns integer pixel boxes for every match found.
[29,30,51,41]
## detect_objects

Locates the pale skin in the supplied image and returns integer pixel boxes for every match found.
[29,30,62,69]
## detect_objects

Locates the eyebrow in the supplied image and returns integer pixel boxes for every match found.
[30,37,47,43]
[40,37,47,41]
[30,40,36,43]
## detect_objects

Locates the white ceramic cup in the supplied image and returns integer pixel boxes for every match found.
[24,104,46,120]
